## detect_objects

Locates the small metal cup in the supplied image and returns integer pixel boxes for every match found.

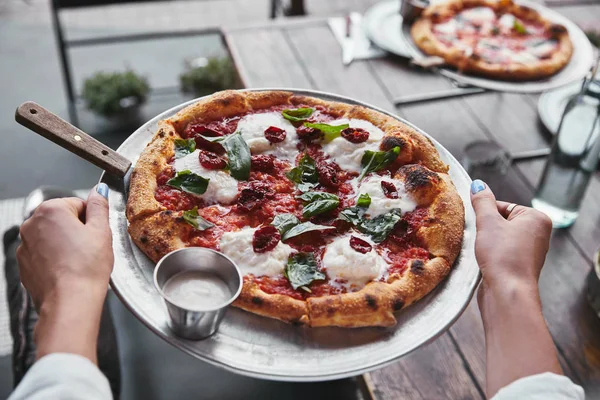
[400,0,429,24]
[154,248,242,340]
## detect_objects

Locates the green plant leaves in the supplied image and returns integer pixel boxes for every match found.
[358,146,400,181]
[284,252,326,291]
[167,170,210,195]
[297,192,340,218]
[303,122,349,142]
[286,154,319,192]
[179,57,239,97]
[81,70,150,117]
[281,107,314,122]
[182,207,214,230]
[174,138,196,158]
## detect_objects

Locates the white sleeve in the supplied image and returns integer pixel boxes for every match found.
[8,353,113,400]
[492,372,585,400]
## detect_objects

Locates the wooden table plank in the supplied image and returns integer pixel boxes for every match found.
[285,25,396,113]
[225,28,313,89]
[367,334,485,400]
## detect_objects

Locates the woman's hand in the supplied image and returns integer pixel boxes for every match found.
[470,179,562,397]
[470,179,553,296]
[16,184,113,363]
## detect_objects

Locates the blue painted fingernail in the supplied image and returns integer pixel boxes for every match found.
[97,183,109,199]
[471,179,486,194]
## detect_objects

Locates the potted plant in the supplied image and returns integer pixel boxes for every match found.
[179,56,239,97]
[82,69,150,127]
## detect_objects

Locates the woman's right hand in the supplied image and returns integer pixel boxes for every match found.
[470,179,553,296]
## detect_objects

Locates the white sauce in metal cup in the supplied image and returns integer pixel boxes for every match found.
[163,271,232,310]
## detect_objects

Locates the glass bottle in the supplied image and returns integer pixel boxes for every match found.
[532,67,600,228]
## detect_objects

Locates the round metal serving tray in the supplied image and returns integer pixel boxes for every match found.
[369,0,594,93]
[103,89,479,382]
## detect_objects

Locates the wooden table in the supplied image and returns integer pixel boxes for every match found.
[223,3,600,398]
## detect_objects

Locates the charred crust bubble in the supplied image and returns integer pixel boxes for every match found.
[165,210,173,216]
[550,24,567,36]
[392,299,405,311]
[251,296,263,305]
[381,136,406,151]
[158,129,165,138]
[365,294,378,310]
[140,236,148,244]
[411,260,425,274]
[401,165,440,191]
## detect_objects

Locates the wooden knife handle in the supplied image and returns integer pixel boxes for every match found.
[15,101,132,177]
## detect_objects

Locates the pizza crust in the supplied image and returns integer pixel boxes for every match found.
[410,0,573,81]
[126,90,466,328]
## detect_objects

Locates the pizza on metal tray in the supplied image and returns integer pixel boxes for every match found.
[126,90,465,328]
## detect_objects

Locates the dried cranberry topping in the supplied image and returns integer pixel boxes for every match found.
[184,124,222,139]
[341,127,369,143]
[194,136,225,155]
[381,181,399,199]
[198,150,227,170]
[317,162,339,188]
[264,126,286,143]
[251,154,275,171]
[296,125,323,141]
[349,236,372,254]
[252,226,281,253]
[237,182,273,212]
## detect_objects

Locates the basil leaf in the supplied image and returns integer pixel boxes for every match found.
[221,132,251,181]
[271,213,300,237]
[182,206,214,230]
[338,207,402,243]
[358,146,400,181]
[174,138,196,158]
[513,19,527,34]
[282,221,336,241]
[286,154,319,191]
[298,192,340,218]
[338,206,367,226]
[281,107,314,122]
[167,170,209,195]
[303,122,349,142]
[356,193,371,208]
[284,252,326,290]
[357,209,403,243]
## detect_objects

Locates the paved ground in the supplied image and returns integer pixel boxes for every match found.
[0,1,377,398]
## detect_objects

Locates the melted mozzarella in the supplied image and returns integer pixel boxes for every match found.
[219,227,294,278]
[236,112,298,163]
[460,7,496,23]
[498,13,515,28]
[321,119,385,173]
[529,41,556,58]
[173,150,238,204]
[356,175,417,217]
[322,233,387,290]
[434,19,459,35]
[502,49,538,64]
